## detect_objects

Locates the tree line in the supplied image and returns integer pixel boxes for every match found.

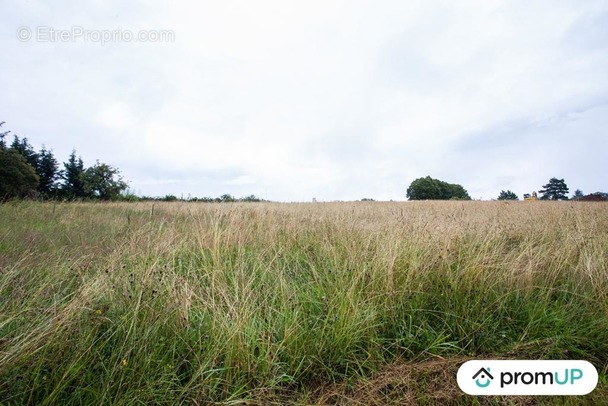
[497,178,607,201]
[3,120,604,203]
[406,176,606,201]
[0,121,128,201]
[0,121,264,203]
[139,194,264,203]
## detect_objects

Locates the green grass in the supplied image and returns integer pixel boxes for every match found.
[0,200,607,404]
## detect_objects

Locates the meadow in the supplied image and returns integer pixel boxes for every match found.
[0,201,607,405]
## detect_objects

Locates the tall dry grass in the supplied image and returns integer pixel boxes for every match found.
[0,200,607,404]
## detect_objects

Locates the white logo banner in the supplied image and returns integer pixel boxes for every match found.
[457,360,598,396]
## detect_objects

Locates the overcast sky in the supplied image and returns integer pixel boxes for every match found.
[2,0,607,201]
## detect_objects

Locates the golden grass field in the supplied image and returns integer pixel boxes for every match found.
[0,200,607,404]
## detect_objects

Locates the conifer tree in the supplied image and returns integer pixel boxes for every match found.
[37,146,60,196]
[539,178,569,200]
[10,135,38,169]
[62,150,87,198]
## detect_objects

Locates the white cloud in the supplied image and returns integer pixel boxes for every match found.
[1,0,607,200]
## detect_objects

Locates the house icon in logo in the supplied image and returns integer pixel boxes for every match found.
[472,367,494,388]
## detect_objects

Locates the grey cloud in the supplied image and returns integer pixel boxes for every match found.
[2,1,607,201]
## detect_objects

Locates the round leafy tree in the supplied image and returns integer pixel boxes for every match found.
[497,190,518,200]
[406,176,471,200]
[0,149,39,199]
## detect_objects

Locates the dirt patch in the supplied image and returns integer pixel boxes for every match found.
[305,356,603,405]
[311,356,466,405]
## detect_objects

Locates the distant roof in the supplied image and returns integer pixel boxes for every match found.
[579,194,608,202]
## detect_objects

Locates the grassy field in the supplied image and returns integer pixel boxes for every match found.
[0,201,607,405]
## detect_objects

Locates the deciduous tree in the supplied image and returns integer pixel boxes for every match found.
[406,176,471,200]
[497,190,518,200]
[82,161,128,200]
[0,149,39,199]
[572,189,584,200]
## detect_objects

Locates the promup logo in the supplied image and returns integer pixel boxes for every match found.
[457,360,598,395]
[472,367,494,388]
